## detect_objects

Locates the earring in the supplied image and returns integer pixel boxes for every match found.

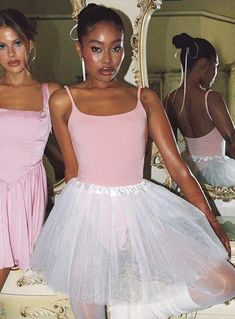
[81,57,86,82]
[30,44,36,62]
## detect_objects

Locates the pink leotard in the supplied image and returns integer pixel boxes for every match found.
[66,86,147,187]
[184,90,226,169]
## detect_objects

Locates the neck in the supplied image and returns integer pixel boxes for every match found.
[1,70,34,87]
[184,72,201,89]
[85,77,119,89]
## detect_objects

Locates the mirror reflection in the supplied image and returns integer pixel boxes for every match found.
[147,0,235,218]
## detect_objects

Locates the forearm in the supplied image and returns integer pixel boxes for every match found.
[171,165,212,216]
[65,164,78,182]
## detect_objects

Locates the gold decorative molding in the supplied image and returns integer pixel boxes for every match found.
[203,184,235,202]
[151,147,172,187]
[53,178,66,197]
[20,299,70,318]
[131,0,162,87]
[152,148,235,202]
[17,274,45,287]
[169,312,197,319]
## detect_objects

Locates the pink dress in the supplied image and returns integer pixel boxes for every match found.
[184,90,235,187]
[31,87,235,306]
[0,83,51,270]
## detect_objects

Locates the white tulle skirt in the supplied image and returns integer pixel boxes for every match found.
[187,155,235,187]
[31,178,233,305]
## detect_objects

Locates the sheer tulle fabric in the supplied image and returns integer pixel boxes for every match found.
[31,178,234,305]
[182,154,235,187]
[198,155,235,187]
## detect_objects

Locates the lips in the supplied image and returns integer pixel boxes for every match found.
[8,59,20,67]
[100,67,114,76]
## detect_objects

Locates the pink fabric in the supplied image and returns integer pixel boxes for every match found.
[185,127,225,158]
[0,83,51,269]
[184,90,225,158]
[66,87,147,187]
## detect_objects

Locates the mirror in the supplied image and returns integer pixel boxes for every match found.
[146,0,235,219]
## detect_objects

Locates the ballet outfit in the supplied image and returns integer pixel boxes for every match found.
[184,90,235,187]
[31,87,235,317]
[0,83,51,270]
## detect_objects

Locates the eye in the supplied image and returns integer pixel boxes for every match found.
[112,46,122,53]
[14,39,23,47]
[0,43,5,50]
[91,46,102,53]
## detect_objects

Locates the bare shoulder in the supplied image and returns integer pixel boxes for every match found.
[49,87,72,118]
[140,87,163,114]
[47,82,62,95]
[207,90,225,103]
[207,90,227,110]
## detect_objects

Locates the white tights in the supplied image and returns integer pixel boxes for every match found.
[70,263,235,319]
[70,300,106,319]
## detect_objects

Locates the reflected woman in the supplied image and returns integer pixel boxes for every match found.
[165,33,235,187]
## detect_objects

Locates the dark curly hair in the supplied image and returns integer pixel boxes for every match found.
[76,4,124,43]
[172,33,216,71]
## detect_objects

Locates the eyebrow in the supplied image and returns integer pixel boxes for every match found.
[0,38,20,44]
[88,39,123,45]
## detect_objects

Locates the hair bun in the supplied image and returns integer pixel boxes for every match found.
[172,33,194,49]
[85,3,97,10]
[78,3,97,18]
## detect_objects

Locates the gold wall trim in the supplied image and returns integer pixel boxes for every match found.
[132,0,162,87]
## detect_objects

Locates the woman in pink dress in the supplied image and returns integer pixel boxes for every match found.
[32,5,235,319]
[0,8,60,290]
[165,33,235,187]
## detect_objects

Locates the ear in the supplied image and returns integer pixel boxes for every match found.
[200,57,209,72]
[75,41,83,58]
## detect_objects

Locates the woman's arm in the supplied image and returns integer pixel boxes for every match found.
[141,88,231,253]
[48,82,61,96]
[208,91,235,158]
[49,88,78,182]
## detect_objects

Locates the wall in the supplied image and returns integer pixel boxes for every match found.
[32,18,80,85]
[147,9,235,117]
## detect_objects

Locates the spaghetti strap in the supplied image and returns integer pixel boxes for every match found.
[205,90,213,121]
[42,83,49,111]
[64,85,76,106]
[137,87,141,99]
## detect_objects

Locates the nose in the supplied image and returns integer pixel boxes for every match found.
[102,50,112,64]
[7,46,16,58]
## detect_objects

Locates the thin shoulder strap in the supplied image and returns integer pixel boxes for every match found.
[64,85,76,105]
[42,83,50,111]
[205,90,213,121]
[137,87,141,99]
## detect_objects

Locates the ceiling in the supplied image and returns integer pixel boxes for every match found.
[0,0,235,19]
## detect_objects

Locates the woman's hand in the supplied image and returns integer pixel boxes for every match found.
[206,213,231,256]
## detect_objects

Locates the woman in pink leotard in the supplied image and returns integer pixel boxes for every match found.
[165,33,235,187]
[0,9,60,290]
[31,5,235,319]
